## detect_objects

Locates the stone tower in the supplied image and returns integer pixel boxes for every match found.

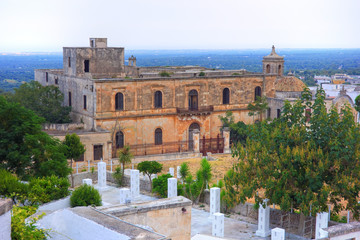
[262,45,284,76]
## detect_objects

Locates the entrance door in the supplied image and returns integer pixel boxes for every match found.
[188,122,200,150]
[188,90,198,110]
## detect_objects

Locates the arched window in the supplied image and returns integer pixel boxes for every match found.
[115,131,124,149]
[154,91,162,108]
[189,89,198,110]
[155,128,162,145]
[223,88,230,104]
[278,65,282,75]
[255,87,261,101]
[266,64,270,73]
[115,92,124,110]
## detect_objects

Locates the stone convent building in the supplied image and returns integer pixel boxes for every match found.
[35,38,356,161]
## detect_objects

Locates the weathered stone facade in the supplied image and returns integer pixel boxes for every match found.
[37,38,356,159]
[35,38,280,157]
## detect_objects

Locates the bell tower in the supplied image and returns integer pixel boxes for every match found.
[262,45,284,76]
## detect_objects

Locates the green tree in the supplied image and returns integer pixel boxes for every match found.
[118,145,133,177]
[62,133,85,187]
[225,87,360,234]
[355,95,360,113]
[8,81,71,123]
[179,162,190,182]
[0,96,70,179]
[247,96,268,121]
[137,161,163,191]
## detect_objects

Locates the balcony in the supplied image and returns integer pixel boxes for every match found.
[176,106,214,116]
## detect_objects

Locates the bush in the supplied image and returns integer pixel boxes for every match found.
[70,184,102,207]
[0,169,28,202]
[112,167,123,187]
[152,174,182,198]
[28,176,70,204]
[199,71,205,76]
[11,205,48,240]
[159,71,171,77]
[152,174,172,198]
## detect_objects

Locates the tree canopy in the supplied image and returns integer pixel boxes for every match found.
[137,161,163,191]
[7,81,71,123]
[224,87,360,220]
[0,96,71,179]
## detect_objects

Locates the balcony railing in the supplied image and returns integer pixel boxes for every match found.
[176,105,214,115]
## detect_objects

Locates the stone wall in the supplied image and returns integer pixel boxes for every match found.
[100,196,192,240]
[0,198,13,240]
[70,171,152,192]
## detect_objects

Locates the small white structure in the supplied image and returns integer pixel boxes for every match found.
[119,188,131,204]
[271,227,285,240]
[169,167,174,177]
[212,212,224,238]
[210,187,220,217]
[177,166,181,179]
[255,199,271,237]
[130,169,140,197]
[167,178,177,198]
[315,212,329,239]
[97,161,106,188]
[82,178,92,186]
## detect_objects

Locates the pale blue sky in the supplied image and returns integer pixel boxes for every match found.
[0,0,359,52]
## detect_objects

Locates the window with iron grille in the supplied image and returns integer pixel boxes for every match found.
[116,131,124,149]
[267,108,271,119]
[155,128,162,145]
[223,88,230,104]
[93,145,103,161]
[115,92,124,110]
[154,91,162,108]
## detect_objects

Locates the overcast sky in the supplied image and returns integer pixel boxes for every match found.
[0,0,359,52]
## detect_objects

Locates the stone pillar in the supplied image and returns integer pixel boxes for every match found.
[169,167,174,177]
[271,227,285,240]
[119,188,131,204]
[82,178,92,186]
[97,161,106,188]
[222,127,231,154]
[212,212,224,238]
[315,212,328,239]
[192,129,200,153]
[131,169,140,197]
[167,178,177,198]
[256,199,271,237]
[0,199,12,240]
[210,187,220,217]
[177,166,181,179]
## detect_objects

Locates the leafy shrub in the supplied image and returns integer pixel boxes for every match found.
[159,71,171,77]
[152,174,182,198]
[152,174,172,198]
[112,167,123,187]
[0,169,28,202]
[11,205,48,240]
[199,71,205,76]
[28,176,70,204]
[70,184,102,207]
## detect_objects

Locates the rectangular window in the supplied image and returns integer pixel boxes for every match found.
[267,108,271,119]
[277,109,281,118]
[84,60,90,72]
[75,154,84,162]
[69,92,72,107]
[45,72,48,82]
[93,145,103,161]
[83,95,87,110]
[55,77,58,85]
[68,57,71,67]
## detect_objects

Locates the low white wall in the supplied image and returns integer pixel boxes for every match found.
[0,211,11,240]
